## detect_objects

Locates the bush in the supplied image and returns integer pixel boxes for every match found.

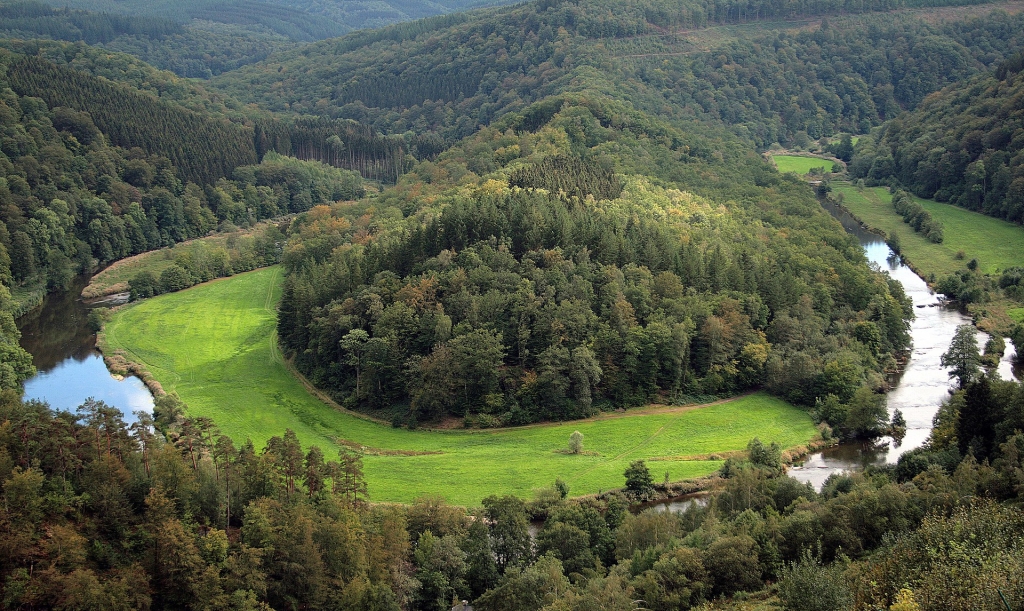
[159,264,193,293]
[623,460,654,501]
[569,430,584,454]
[778,550,852,611]
[129,271,159,300]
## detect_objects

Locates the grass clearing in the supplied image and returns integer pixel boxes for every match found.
[832,183,1024,277]
[102,267,818,505]
[771,155,831,175]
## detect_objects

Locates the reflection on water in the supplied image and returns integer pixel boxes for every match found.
[642,492,710,514]
[790,202,1017,488]
[18,276,153,423]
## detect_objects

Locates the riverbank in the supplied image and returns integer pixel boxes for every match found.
[829,182,1024,334]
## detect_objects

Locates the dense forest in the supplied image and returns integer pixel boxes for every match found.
[277,95,913,428]
[0,50,366,307]
[849,51,1024,223]
[211,1,1024,146]
[0,368,1021,610]
[23,0,524,42]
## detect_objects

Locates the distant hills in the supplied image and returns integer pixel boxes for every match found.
[850,50,1024,223]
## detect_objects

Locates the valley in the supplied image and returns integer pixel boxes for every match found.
[3,0,1024,608]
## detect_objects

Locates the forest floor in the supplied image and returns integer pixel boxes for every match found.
[101,266,818,506]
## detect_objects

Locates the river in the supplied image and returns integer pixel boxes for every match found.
[14,203,1020,489]
[17,276,153,424]
[787,201,1019,489]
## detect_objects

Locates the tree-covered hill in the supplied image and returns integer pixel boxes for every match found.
[0,0,297,77]
[849,49,1024,223]
[209,0,1024,147]
[31,0,524,42]
[275,88,914,430]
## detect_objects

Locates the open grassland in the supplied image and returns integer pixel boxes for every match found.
[833,183,1024,277]
[102,267,818,505]
[771,155,831,175]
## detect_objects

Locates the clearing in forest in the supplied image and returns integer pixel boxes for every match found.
[771,154,832,175]
[102,266,818,505]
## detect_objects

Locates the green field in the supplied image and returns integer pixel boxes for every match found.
[833,183,1024,277]
[771,155,831,175]
[103,267,818,505]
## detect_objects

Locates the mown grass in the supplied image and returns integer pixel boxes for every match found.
[833,183,1024,277]
[772,155,831,175]
[103,267,818,505]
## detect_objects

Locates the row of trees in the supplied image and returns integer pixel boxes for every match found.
[892,189,943,243]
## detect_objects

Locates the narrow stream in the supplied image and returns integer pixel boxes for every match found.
[788,201,1019,488]
[17,276,153,423]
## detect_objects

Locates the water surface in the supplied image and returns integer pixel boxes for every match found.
[789,202,1016,488]
[18,276,153,423]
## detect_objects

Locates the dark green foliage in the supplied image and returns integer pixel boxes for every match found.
[778,550,852,611]
[508,156,623,202]
[942,324,982,389]
[0,286,33,390]
[624,460,655,501]
[851,62,1024,224]
[481,495,532,574]
[892,189,943,243]
[747,437,783,474]
[958,375,999,460]
[0,1,181,44]
[6,54,258,185]
[212,5,1024,148]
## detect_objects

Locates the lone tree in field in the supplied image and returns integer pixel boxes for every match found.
[941,324,981,389]
[569,430,584,454]
[624,460,654,501]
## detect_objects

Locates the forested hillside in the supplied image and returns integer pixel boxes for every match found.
[849,50,1024,222]
[277,94,913,428]
[27,0,524,45]
[0,45,366,352]
[210,1,1024,146]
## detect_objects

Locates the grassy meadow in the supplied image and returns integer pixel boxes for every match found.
[102,267,819,505]
[771,155,832,175]
[833,183,1024,277]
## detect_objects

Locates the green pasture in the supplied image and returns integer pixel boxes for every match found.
[833,183,1024,277]
[103,267,818,506]
[771,155,831,175]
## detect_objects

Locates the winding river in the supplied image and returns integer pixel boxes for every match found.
[787,201,1019,488]
[15,202,1019,488]
[17,276,153,424]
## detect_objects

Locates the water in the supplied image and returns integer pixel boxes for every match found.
[788,201,1017,488]
[17,276,153,423]
[641,492,710,514]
